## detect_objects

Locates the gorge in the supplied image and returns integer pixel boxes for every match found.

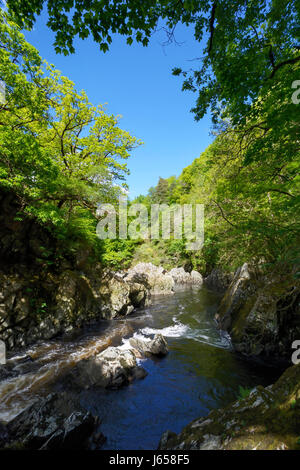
[0,257,299,450]
[0,3,299,452]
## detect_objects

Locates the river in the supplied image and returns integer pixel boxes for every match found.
[0,286,281,449]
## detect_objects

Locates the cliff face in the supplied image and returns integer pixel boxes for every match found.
[158,264,300,450]
[159,363,300,450]
[214,263,300,359]
[0,268,151,350]
[0,190,150,350]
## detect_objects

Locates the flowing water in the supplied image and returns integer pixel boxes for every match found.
[0,286,281,449]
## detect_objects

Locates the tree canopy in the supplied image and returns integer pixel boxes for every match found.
[0,3,299,273]
[4,0,300,124]
[0,10,141,255]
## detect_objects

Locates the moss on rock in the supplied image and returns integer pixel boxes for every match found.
[159,363,300,450]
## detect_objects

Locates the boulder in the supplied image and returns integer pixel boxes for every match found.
[190,270,203,286]
[0,267,150,351]
[62,346,147,389]
[169,267,203,286]
[204,268,233,292]
[125,263,174,295]
[129,334,169,357]
[5,392,101,450]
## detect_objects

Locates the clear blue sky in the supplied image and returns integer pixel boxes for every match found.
[24,14,213,198]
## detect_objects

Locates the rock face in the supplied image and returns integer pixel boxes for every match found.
[125,263,175,295]
[169,267,203,286]
[0,261,201,351]
[0,187,200,352]
[129,334,169,357]
[159,363,300,450]
[124,263,203,295]
[204,268,233,293]
[215,263,300,358]
[3,392,102,450]
[0,268,150,350]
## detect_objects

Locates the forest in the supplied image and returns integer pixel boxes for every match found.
[1,5,299,275]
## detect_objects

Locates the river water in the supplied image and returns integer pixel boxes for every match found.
[0,286,281,449]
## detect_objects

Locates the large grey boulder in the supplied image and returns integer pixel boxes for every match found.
[129,334,169,357]
[169,267,203,286]
[190,270,203,286]
[63,346,147,389]
[125,263,174,295]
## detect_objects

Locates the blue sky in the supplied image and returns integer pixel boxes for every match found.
[24,14,213,198]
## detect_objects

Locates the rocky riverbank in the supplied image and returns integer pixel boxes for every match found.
[159,362,300,450]
[0,261,203,351]
[156,262,300,451]
[213,263,300,360]
[1,204,299,452]
[0,333,169,449]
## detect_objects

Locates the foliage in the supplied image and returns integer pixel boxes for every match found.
[5,1,300,126]
[0,5,299,276]
[99,238,138,269]
[135,77,300,273]
[0,10,141,260]
[237,385,252,400]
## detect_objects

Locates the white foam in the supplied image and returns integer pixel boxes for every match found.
[140,321,190,338]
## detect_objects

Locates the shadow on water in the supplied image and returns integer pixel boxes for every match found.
[79,287,282,450]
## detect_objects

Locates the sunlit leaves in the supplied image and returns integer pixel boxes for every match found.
[0,10,141,254]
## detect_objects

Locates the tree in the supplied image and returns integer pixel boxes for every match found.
[152,177,170,203]
[0,10,141,252]
[4,1,300,125]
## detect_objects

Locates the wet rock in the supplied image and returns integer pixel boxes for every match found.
[158,430,177,449]
[190,270,203,286]
[129,334,168,357]
[128,365,148,382]
[63,346,147,389]
[5,392,100,450]
[88,430,107,450]
[159,363,300,450]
